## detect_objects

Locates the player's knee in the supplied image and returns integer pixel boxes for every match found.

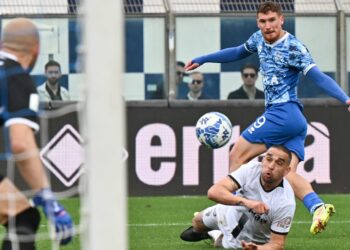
[10,140,30,156]
[192,213,206,231]
[2,207,40,250]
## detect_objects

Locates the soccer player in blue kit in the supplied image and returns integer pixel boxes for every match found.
[185,1,350,234]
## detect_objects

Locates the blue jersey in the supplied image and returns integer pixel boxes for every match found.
[244,31,316,107]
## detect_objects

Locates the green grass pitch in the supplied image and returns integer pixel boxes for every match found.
[129,194,350,250]
[8,194,349,249]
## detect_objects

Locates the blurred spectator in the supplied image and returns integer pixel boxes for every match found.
[37,60,70,101]
[180,71,212,100]
[176,61,191,98]
[176,61,186,84]
[227,64,264,100]
[149,61,187,100]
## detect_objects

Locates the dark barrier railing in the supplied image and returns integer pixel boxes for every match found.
[128,99,350,195]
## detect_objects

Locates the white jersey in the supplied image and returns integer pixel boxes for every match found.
[203,161,295,249]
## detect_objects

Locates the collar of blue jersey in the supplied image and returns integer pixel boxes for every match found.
[265,31,289,48]
[0,50,18,62]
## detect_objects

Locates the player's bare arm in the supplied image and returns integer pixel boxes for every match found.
[242,240,258,250]
[207,176,241,204]
[243,199,270,215]
[242,233,286,250]
[184,61,199,71]
[207,176,269,214]
[9,124,49,191]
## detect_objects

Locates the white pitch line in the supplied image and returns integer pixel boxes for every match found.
[128,221,350,227]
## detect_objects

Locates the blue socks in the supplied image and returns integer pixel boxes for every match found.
[303,192,324,214]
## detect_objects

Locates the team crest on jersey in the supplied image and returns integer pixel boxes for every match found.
[276,216,292,229]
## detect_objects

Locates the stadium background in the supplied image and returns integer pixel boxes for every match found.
[1,1,350,101]
[0,1,350,195]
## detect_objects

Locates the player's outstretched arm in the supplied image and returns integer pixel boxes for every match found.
[243,199,270,215]
[184,61,199,71]
[207,176,269,214]
[241,240,258,250]
[306,66,350,110]
[241,233,286,250]
[185,44,252,71]
[9,124,74,245]
[207,176,242,205]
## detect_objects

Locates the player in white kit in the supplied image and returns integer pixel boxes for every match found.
[180,145,295,249]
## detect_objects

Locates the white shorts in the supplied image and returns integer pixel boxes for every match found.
[202,204,252,249]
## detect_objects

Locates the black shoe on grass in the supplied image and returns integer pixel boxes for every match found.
[180,226,210,242]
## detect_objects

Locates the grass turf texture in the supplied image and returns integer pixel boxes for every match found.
[129,195,350,250]
[1,195,348,249]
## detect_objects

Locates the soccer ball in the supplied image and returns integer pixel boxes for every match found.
[195,112,232,149]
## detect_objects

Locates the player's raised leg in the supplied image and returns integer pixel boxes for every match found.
[286,153,335,234]
[229,136,267,172]
[286,153,314,199]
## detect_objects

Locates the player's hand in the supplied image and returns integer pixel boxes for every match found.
[33,188,74,245]
[184,60,199,71]
[346,99,350,112]
[241,240,259,250]
[244,200,269,214]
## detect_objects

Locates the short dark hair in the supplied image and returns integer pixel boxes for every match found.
[176,61,185,67]
[257,1,282,16]
[240,64,258,75]
[45,60,61,71]
[270,145,292,165]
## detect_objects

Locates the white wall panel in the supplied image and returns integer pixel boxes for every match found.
[295,17,336,72]
[176,17,221,73]
[144,18,165,73]
[123,73,145,100]
[68,73,85,101]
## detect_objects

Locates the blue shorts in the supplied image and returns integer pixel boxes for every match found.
[241,102,307,161]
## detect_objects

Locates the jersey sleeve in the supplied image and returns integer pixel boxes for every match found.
[229,161,258,188]
[288,41,316,75]
[5,69,40,131]
[270,203,295,235]
[244,31,260,53]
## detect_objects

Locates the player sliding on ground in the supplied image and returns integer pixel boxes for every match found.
[181,145,295,249]
[185,1,350,234]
